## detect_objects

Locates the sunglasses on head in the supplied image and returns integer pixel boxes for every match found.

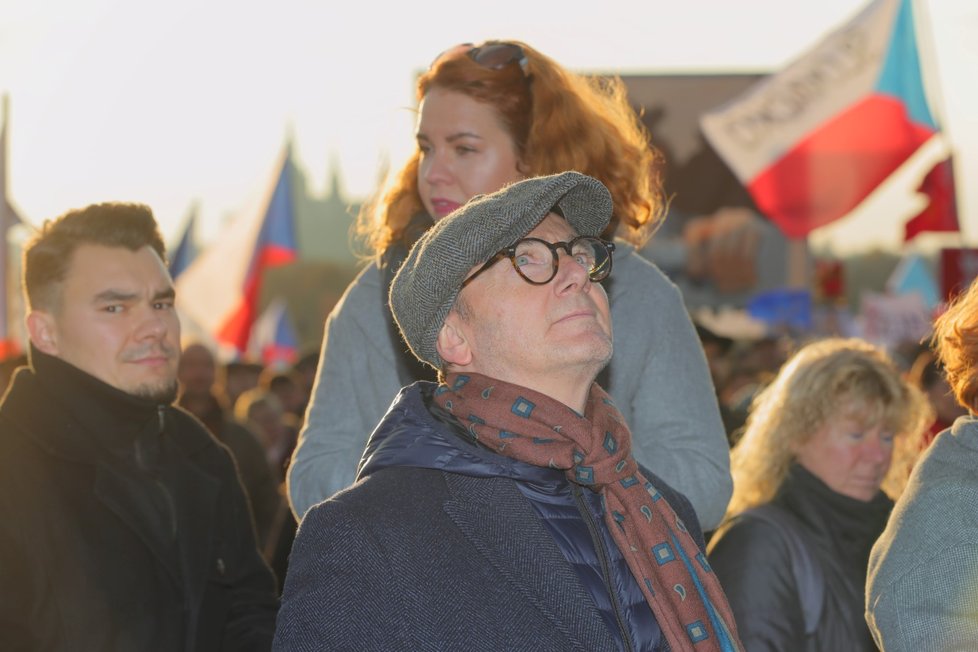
[430,41,529,77]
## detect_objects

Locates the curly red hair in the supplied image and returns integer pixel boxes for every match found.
[356,40,664,256]
[933,278,978,414]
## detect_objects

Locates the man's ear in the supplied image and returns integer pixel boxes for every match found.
[26,311,59,355]
[436,312,472,367]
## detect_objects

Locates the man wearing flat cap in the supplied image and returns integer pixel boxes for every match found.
[273,172,742,652]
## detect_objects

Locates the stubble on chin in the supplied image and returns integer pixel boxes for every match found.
[131,379,179,404]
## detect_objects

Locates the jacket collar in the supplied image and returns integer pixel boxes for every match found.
[2,348,220,590]
[4,347,171,463]
[358,381,565,486]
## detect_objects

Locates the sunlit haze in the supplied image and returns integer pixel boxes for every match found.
[1,0,975,253]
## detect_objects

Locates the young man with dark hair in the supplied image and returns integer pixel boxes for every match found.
[0,202,278,650]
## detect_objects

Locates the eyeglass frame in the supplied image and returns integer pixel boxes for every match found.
[460,236,616,288]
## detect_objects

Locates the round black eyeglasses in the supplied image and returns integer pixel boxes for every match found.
[461,236,616,288]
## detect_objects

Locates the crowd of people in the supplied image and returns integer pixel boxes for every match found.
[0,38,974,651]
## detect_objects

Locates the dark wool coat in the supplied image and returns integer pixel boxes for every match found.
[274,382,705,651]
[0,351,279,651]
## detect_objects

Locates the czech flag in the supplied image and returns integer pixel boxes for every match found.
[168,205,199,280]
[176,146,297,356]
[248,297,299,370]
[904,156,958,241]
[701,0,944,239]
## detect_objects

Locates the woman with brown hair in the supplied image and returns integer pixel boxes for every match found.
[288,41,731,530]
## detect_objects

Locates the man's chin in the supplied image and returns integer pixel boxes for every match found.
[131,380,179,404]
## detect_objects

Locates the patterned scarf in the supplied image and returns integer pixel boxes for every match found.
[434,373,742,652]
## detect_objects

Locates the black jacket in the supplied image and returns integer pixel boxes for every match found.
[708,464,891,652]
[0,350,278,651]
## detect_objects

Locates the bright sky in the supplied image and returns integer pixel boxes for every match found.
[1,0,975,253]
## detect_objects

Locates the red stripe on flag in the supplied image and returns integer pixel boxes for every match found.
[904,158,958,241]
[252,245,297,271]
[215,244,297,352]
[748,95,935,238]
[262,344,297,367]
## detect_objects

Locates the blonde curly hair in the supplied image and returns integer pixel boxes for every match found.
[726,338,932,519]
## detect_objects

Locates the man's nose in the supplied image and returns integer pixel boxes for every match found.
[136,307,168,339]
[552,249,590,293]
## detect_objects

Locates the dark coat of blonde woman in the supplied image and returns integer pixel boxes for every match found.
[707,338,930,652]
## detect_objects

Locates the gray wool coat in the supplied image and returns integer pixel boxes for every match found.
[866,415,978,651]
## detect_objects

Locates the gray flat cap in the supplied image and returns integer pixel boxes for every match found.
[390,171,613,369]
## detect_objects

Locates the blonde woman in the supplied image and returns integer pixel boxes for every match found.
[708,338,930,651]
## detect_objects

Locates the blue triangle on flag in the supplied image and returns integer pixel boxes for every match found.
[887,254,940,310]
[168,210,198,280]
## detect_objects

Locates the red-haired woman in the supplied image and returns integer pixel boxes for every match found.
[288,41,731,531]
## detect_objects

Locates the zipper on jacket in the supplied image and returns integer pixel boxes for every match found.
[573,484,635,652]
[157,405,165,434]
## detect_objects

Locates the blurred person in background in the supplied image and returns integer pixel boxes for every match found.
[234,386,299,590]
[236,388,292,482]
[177,342,281,550]
[708,338,930,651]
[290,350,320,413]
[288,39,731,529]
[260,368,305,430]
[867,277,978,650]
[220,360,263,410]
[907,346,967,449]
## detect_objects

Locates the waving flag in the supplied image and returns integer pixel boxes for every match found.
[248,297,299,370]
[886,253,940,311]
[168,205,199,280]
[904,156,958,241]
[176,146,297,356]
[701,0,943,239]
[1,95,25,359]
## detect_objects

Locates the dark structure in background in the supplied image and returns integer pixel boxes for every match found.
[623,73,798,312]
[624,73,764,217]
